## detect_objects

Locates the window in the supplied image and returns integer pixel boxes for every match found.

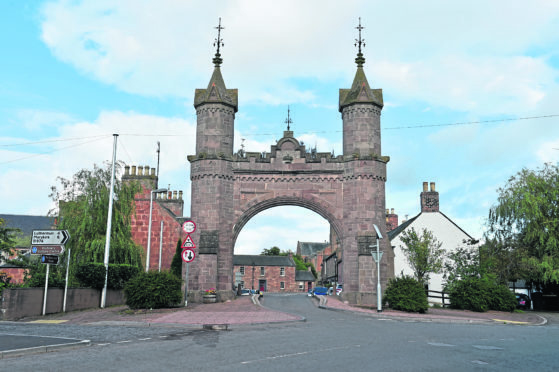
[280,267,285,276]
[240,280,245,288]
[280,282,285,290]
[299,282,304,290]
[239,266,245,275]
[260,267,265,276]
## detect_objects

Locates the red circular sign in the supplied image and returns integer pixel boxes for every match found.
[182,220,196,234]
[181,248,195,263]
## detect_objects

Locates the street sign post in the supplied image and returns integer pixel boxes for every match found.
[181,248,195,263]
[181,235,196,249]
[41,255,60,265]
[32,230,70,245]
[31,245,65,255]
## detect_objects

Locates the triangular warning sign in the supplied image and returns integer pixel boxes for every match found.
[181,235,196,249]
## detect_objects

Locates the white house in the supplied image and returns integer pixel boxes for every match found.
[388,182,475,295]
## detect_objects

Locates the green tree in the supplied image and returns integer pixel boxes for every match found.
[0,218,19,259]
[261,246,281,256]
[444,239,481,284]
[399,227,445,285]
[27,162,144,287]
[170,238,183,278]
[487,163,559,284]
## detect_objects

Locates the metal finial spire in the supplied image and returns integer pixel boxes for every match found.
[354,17,366,67]
[212,18,225,67]
[285,106,293,131]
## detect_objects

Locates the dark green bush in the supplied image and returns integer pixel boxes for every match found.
[446,277,516,312]
[75,263,140,289]
[124,270,182,309]
[383,276,429,313]
[170,238,183,278]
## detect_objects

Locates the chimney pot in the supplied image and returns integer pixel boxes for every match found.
[144,165,149,175]
[391,208,394,214]
[151,168,156,176]
[430,182,436,192]
[131,165,137,175]
[423,182,428,192]
[173,191,177,199]
[179,191,183,200]
[124,165,130,175]
[386,209,389,214]
[138,166,143,176]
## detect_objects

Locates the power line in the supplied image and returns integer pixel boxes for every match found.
[0,137,107,165]
[0,134,110,147]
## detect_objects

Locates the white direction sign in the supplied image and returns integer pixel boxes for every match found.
[182,220,196,234]
[32,230,70,245]
[182,248,195,263]
[181,235,196,249]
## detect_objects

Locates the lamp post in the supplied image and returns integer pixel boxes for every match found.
[370,224,383,312]
[146,188,167,272]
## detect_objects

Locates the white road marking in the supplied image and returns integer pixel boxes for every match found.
[240,345,360,364]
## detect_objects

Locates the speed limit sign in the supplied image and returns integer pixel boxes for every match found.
[181,248,195,263]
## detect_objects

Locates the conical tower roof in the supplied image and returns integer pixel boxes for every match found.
[339,19,383,112]
[194,18,238,111]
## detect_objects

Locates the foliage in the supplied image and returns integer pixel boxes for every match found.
[382,276,429,313]
[446,277,516,312]
[0,218,19,258]
[444,239,481,284]
[124,271,182,309]
[45,162,144,286]
[487,163,559,284]
[399,227,445,285]
[74,263,139,289]
[261,246,281,256]
[260,247,317,279]
[204,288,217,295]
[170,238,183,278]
[23,259,66,288]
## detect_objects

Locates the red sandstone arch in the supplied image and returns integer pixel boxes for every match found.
[232,195,343,248]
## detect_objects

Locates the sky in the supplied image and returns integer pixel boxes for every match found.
[2,1,559,255]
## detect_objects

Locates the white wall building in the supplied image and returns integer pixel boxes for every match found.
[389,182,475,295]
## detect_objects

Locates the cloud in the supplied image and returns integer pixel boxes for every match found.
[40,0,559,114]
[1,109,195,214]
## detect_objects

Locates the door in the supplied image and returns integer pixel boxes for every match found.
[259,279,267,292]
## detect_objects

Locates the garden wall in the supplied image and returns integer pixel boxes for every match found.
[0,287,125,321]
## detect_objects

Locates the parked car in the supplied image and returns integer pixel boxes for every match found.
[336,284,343,296]
[313,286,328,296]
[516,293,531,310]
[240,288,251,296]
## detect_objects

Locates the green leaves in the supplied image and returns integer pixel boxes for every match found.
[400,227,444,285]
[487,163,559,284]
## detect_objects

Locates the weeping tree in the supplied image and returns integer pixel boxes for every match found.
[27,162,144,287]
[487,163,559,284]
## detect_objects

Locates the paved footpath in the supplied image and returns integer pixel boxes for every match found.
[14,294,547,327]
[16,296,302,327]
[321,295,547,325]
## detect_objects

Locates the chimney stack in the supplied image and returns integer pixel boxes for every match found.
[420,181,439,213]
[386,208,399,232]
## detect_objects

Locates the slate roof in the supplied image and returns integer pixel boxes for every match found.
[297,241,329,257]
[387,211,473,241]
[233,255,295,267]
[295,270,316,281]
[0,214,55,237]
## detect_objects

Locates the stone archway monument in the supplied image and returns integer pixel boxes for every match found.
[186,19,394,305]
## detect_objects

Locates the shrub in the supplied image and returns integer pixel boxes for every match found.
[124,270,182,309]
[170,238,183,278]
[446,277,516,312]
[383,276,429,313]
[75,263,140,289]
